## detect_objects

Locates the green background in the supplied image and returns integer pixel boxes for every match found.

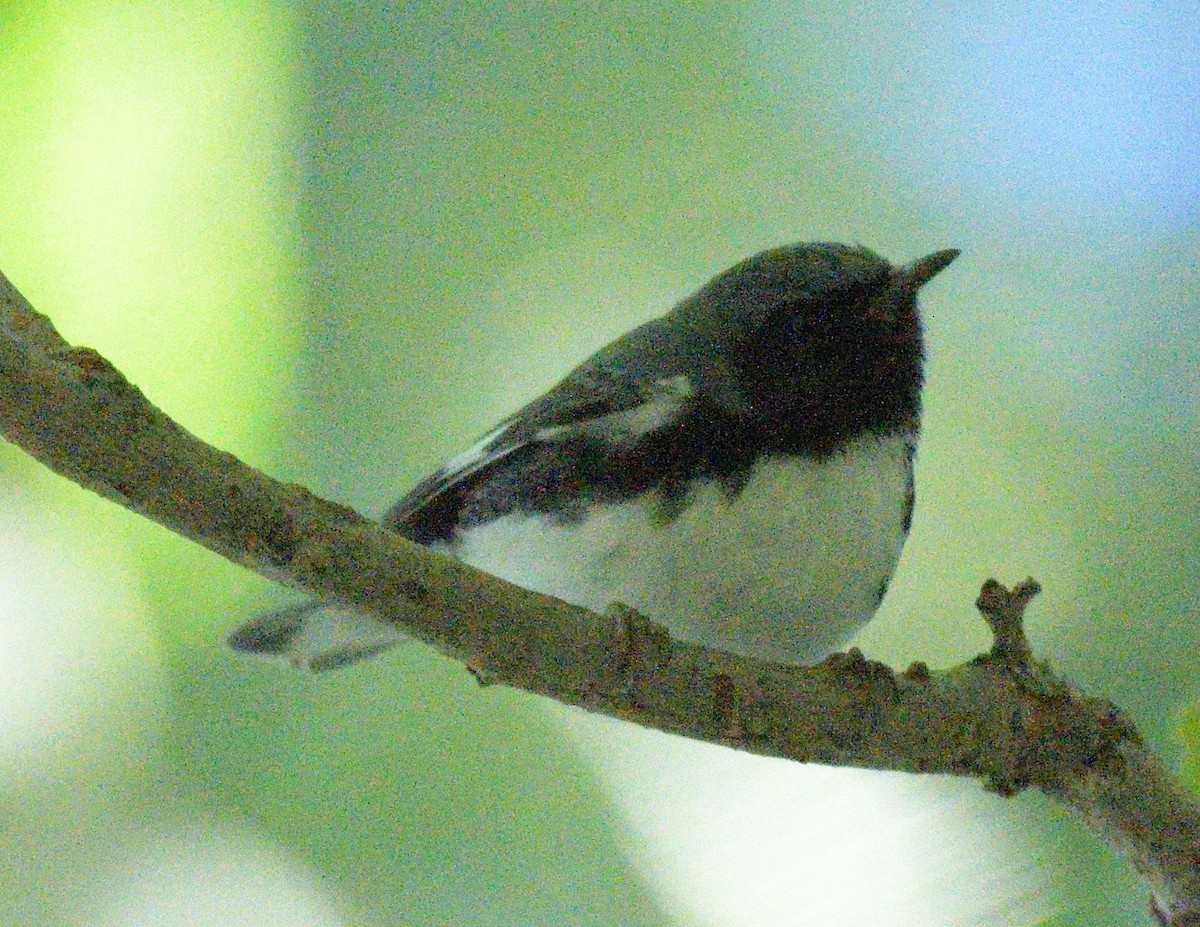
[1,2,1198,925]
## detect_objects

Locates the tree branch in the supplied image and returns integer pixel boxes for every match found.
[2,267,1198,924]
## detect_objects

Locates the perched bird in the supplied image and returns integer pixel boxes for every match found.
[230,242,959,671]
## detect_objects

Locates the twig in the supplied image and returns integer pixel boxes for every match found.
[2,268,1198,923]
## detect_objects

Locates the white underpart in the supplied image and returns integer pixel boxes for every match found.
[449,428,914,663]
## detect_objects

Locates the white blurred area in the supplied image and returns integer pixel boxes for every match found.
[0,494,349,926]
[92,815,347,927]
[0,498,162,783]
[559,711,1052,927]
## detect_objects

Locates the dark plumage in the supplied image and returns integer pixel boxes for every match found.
[390,243,931,543]
[230,242,958,670]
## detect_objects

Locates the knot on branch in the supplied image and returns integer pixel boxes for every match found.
[819,647,900,747]
[603,602,673,710]
[973,579,1145,802]
[976,577,1041,668]
[821,646,897,695]
[65,346,123,384]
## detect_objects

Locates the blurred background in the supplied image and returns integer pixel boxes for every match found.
[2,2,1199,925]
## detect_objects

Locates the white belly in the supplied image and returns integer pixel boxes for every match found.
[448,429,915,664]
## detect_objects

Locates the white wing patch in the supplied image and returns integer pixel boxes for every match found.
[536,374,694,444]
[437,375,692,481]
[437,422,514,479]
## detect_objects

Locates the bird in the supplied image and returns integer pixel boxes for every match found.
[229,241,959,672]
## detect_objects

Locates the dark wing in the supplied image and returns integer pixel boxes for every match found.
[384,317,695,543]
[229,321,698,670]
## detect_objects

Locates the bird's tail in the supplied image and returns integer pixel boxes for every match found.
[227,599,408,672]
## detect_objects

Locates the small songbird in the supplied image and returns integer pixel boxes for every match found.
[229,242,959,671]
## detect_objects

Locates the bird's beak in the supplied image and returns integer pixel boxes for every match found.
[902,248,961,289]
